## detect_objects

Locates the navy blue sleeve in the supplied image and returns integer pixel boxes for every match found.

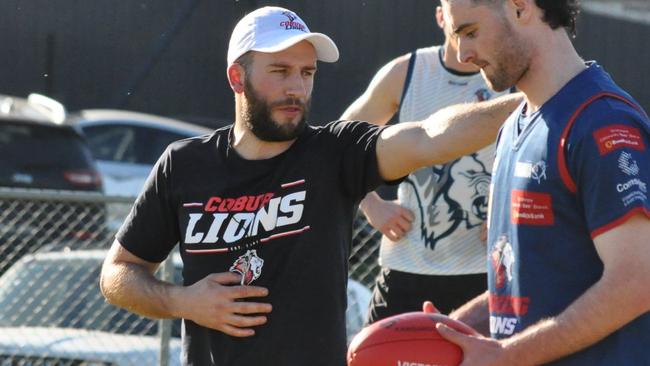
[567,99,650,238]
[116,145,180,263]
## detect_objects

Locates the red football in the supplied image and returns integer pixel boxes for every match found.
[347,312,477,366]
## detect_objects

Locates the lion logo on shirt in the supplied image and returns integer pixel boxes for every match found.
[403,153,491,250]
[230,250,264,285]
[491,236,514,289]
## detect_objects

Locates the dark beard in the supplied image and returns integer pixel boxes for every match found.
[483,19,530,92]
[242,78,310,142]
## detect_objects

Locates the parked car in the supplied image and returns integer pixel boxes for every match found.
[0,248,371,364]
[0,249,182,366]
[65,110,213,197]
[0,94,102,191]
[0,94,106,275]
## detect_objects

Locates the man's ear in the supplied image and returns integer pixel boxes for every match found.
[508,0,533,23]
[227,63,245,94]
[435,6,444,30]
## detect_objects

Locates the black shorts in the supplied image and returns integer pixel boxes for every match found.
[366,267,487,324]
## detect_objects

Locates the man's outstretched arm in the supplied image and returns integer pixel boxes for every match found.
[376,93,522,181]
[340,54,415,240]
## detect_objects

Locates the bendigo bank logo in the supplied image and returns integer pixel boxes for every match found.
[593,124,646,156]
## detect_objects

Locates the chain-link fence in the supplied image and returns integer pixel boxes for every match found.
[0,188,382,366]
[0,188,180,366]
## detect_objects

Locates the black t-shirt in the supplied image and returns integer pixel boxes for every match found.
[117,120,390,366]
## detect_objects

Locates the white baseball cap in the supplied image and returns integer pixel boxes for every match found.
[227,6,339,65]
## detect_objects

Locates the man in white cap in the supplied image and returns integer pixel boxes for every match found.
[100,6,520,365]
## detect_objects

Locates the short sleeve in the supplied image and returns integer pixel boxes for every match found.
[116,146,180,262]
[325,120,400,203]
[568,102,650,239]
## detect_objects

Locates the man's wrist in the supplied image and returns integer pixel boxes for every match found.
[499,334,538,366]
[161,283,186,319]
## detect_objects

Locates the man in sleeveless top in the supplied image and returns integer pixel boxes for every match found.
[435,1,650,365]
[342,1,509,322]
[99,6,522,365]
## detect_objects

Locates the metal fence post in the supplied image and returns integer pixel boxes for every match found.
[158,256,174,366]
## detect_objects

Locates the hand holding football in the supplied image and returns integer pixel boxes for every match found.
[347,311,477,366]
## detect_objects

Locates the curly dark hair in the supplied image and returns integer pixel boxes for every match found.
[466,0,580,36]
[534,0,580,36]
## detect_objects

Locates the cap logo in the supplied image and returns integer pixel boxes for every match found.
[282,11,296,22]
[280,11,306,32]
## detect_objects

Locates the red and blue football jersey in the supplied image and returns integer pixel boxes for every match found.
[487,63,650,364]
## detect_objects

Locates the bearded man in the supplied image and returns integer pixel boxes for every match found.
[100,6,521,366]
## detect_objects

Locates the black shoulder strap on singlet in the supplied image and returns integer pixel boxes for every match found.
[395,50,418,121]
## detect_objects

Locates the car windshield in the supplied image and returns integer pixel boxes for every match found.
[80,123,194,165]
[0,254,181,338]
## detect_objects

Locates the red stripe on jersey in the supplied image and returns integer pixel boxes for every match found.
[558,93,645,194]
[591,207,650,239]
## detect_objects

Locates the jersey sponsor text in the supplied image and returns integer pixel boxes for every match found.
[511,190,554,225]
[490,315,518,336]
[616,178,647,193]
[489,294,530,316]
[593,124,646,155]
